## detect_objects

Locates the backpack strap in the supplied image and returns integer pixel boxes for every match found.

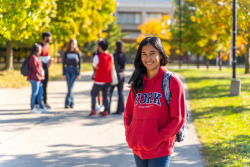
[162,71,173,109]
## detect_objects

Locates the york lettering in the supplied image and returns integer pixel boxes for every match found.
[134,92,162,106]
[135,93,142,105]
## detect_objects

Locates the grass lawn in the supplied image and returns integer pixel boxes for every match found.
[0,63,93,88]
[170,67,250,167]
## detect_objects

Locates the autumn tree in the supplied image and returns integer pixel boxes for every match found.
[49,0,116,57]
[101,21,127,53]
[237,0,250,73]
[137,15,172,55]
[0,0,56,70]
[77,0,116,44]
[189,0,250,73]
[171,0,207,69]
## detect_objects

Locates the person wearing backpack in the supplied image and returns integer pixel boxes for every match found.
[109,41,126,115]
[28,43,48,114]
[124,37,186,167]
[62,39,81,108]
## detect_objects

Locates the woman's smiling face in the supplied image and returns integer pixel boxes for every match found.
[141,44,162,74]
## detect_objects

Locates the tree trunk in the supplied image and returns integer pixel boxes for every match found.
[0,47,1,63]
[206,57,210,70]
[196,54,200,69]
[3,41,14,70]
[54,39,58,63]
[187,53,190,66]
[245,44,250,74]
[179,55,182,69]
[218,51,222,71]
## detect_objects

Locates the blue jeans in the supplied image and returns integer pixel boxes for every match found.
[65,66,77,107]
[134,154,171,167]
[30,80,44,110]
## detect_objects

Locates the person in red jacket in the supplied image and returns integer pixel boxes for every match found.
[28,43,49,114]
[124,37,186,167]
[88,39,112,117]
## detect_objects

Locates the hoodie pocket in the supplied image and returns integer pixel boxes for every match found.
[126,119,165,151]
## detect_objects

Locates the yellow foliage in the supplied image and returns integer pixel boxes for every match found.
[137,15,172,54]
[222,53,229,62]
[87,52,92,57]
[100,32,108,39]
[191,16,196,22]
[211,35,217,41]
[197,40,206,47]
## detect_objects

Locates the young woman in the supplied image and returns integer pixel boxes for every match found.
[63,39,81,108]
[124,37,186,167]
[28,43,47,113]
[110,41,126,115]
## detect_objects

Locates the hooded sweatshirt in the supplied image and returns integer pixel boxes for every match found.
[27,55,44,82]
[124,66,186,159]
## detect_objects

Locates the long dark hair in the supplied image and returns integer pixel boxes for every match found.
[29,43,41,57]
[66,39,80,53]
[128,36,169,94]
[115,41,124,54]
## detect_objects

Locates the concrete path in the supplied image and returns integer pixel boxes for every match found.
[0,67,205,167]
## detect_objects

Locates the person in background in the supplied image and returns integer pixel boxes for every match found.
[89,39,112,117]
[110,41,126,115]
[124,37,186,167]
[63,39,81,108]
[92,39,104,113]
[28,43,49,113]
[37,31,53,109]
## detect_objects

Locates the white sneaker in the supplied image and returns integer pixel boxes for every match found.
[41,107,50,113]
[34,104,40,109]
[31,108,41,114]
[95,105,105,112]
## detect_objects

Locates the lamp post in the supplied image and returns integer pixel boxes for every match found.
[232,0,237,79]
[230,0,241,95]
[179,0,182,69]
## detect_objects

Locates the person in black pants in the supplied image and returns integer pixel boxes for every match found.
[89,39,113,117]
[110,41,126,115]
[35,32,53,109]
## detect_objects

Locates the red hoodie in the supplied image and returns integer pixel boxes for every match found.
[124,67,186,159]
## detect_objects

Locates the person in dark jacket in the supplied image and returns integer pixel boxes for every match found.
[28,43,48,113]
[38,32,53,109]
[110,41,126,115]
[63,39,81,108]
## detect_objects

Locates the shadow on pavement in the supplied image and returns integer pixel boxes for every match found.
[171,144,204,167]
[0,143,135,167]
[0,142,206,167]
[38,110,124,127]
[0,116,50,124]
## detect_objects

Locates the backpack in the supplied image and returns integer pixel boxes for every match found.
[162,71,189,142]
[20,57,30,76]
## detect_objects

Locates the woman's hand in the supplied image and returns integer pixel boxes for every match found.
[41,70,45,80]
[36,73,41,80]
[47,58,53,67]
[63,75,66,80]
[77,75,81,80]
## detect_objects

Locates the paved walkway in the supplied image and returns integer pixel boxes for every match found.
[0,68,205,167]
